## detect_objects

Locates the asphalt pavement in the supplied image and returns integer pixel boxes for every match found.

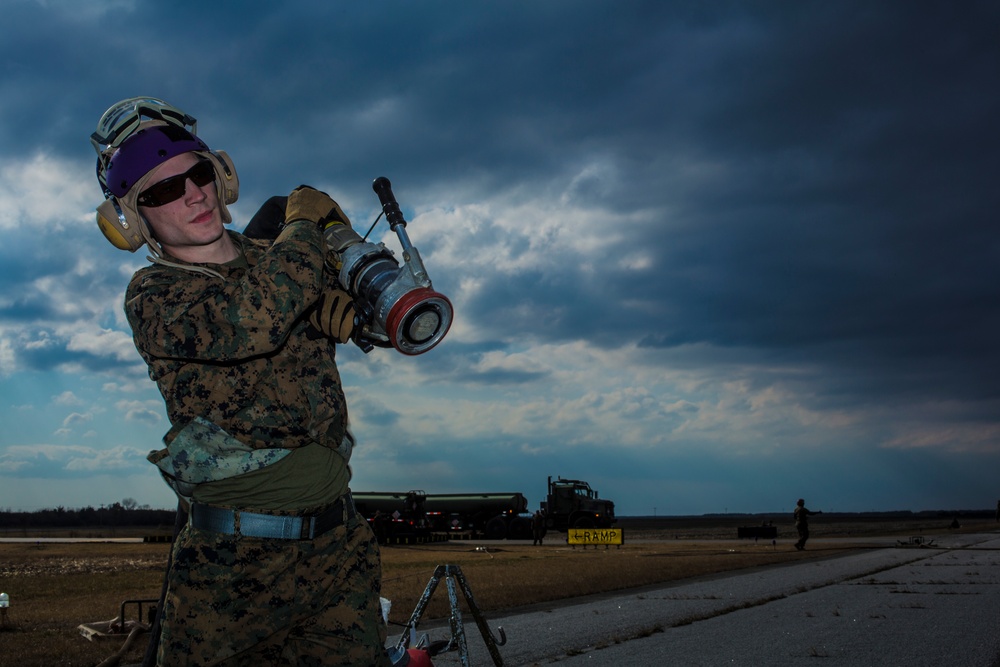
[404,531,1000,666]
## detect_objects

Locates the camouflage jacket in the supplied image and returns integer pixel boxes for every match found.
[125,222,350,466]
[794,506,816,527]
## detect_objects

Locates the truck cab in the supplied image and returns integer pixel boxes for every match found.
[541,476,616,531]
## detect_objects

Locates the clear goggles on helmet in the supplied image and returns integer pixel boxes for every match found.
[91,97,197,156]
[137,159,216,207]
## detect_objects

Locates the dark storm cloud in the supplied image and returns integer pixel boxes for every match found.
[409,1,1000,409]
[12,2,998,385]
[1,1,998,512]
[19,343,102,373]
[452,365,551,387]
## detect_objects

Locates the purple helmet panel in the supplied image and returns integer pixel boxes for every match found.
[105,124,210,197]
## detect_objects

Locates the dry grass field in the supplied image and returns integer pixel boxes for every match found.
[0,514,992,667]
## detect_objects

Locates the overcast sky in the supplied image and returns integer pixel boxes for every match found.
[1,1,997,516]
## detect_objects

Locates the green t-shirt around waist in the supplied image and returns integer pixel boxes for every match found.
[191,442,350,512]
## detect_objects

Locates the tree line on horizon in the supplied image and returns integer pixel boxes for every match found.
[0,499,176,530]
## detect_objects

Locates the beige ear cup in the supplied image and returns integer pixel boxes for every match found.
[96,198,147,252]
[204,150,239,226]
[210,150,239,205]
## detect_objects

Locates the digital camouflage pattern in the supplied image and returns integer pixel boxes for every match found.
[127,221,349,458]
[147,416,292,500]
[158,510,392,666]
[125,218,387,664]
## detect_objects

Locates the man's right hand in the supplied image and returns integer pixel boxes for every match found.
[285,186,351,230]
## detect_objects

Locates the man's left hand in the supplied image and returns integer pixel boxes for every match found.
[309,289,356,344]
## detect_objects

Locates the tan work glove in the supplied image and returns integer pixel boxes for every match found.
[285,186,352,230]
[309,289,356,344]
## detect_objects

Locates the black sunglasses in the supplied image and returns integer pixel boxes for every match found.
[137,159,216,207]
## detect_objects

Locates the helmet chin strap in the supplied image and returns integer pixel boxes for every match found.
[143,230,228,280]
[147,253,226,280]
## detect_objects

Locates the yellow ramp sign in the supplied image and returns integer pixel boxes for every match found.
[567,527,624,546]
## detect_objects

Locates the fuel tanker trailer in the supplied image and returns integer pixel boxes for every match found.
[352,490,530,540]
[352,490,431,542]
[422,492,531,539]
[354,477,614,541]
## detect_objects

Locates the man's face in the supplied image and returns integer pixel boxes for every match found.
[139,152,227,262]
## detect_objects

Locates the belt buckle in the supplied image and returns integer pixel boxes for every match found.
[303,497,345,540]
[302,516,317,540]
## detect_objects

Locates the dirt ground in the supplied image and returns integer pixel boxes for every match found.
[0,512,994,666]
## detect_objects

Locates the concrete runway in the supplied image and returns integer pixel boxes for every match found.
[410,531,1000,666]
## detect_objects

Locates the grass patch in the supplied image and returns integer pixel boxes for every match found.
[1,516,992,666]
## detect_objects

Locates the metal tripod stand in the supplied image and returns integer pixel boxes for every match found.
[394,564,507,666]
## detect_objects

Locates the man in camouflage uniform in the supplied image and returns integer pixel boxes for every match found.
[793,498,821,551]
[91,98,392,666]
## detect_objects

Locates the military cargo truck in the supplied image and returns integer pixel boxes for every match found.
[354,476,614,541]
[540,476,616,531]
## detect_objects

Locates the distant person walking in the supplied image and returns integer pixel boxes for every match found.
[532,510,547,546]
[995,499,999,523]
[793,498,822,551]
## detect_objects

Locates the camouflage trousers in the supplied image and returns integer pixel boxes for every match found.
[157,505,392,666]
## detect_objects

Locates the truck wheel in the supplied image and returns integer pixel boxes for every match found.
[573,516,595,529]
[508,517,532,540]
[485,517,508,540]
